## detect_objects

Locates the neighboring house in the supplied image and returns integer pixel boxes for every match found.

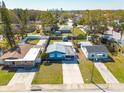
[0,48,3,57]
[46,42,76,61]
[0,36,48,67]
[55,31,62,36]
[67,19,73,27]
[80,42,109,60]
[62,36,68,42]
[80,42,92,48]
[54,42,73,46]
[100,34,114,44]
[59,25,71,33]
[43,26,52,32]
[0,44,34,67]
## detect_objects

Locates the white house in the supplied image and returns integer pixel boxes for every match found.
[59,25,71,33]
[0,35,48,67]
[80,42,109,60]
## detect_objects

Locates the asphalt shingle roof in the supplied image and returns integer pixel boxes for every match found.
[59,25,71,31]
[46,44,66,53]
[85,45,108,53]
[46,44,75,55]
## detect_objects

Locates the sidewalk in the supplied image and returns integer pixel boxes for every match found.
[1,84,124,92]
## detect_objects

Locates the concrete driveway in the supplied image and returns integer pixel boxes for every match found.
[7,68,36,86]
[62,60,84,84]
[95,63,119,84]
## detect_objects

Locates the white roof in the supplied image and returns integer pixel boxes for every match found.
[54,42,73,46]
[5,40,46,62]
[23,40,46,61]
[80,42,92,47]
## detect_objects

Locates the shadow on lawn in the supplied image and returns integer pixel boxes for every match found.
[42,61,62,66]
[92,81,106,92]
[90,56,115,63]
[0,66,16,72]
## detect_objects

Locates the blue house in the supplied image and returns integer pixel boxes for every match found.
[46,44,76,61]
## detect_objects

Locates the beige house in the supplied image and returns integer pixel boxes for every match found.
[0,37,47,67]
[0,44,34,67]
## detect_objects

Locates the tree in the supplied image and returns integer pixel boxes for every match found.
[16,9,29,39]
[41,53,48,61]
[1,1,15,48]
[40,11,57,33]
[120,24,124,40]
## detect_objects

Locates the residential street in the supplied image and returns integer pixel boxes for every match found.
[7,68,36,86]
[95,63,119,84]
[62,60,84,84]
[1,84,124,92]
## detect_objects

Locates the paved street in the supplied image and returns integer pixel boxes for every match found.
[7,68,36,86]
[1,83,124,92]
[62,60,84,84]
[95,63,119,84]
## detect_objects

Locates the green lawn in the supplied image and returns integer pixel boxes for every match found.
[32,62,63,84]
[74,39,87,44]
[104,54,124,83]
[79,61,105,84]
[78,49,105,84]
[71,27,86,36]
[26,39,40,44]
[0,67,14,85]
[49,40,63,44]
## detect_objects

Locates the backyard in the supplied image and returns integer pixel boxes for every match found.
[0,66,15,85]
[32,61,63,84]
[104,53,124,83]
[26,39,40,45]
[77,49,105,84]
[71,27,86,37]
[49,40,63,44]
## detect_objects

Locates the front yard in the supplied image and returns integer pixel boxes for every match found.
[32,62,63,84]
[104,54,124,83]
[0,66,15,85]
[77,49,105,84]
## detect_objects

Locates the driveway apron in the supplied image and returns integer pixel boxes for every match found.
[62,60,84,84]
[7,68,36,86]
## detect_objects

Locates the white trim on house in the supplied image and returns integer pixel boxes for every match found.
[54,42,73,46]
[5,40,46,62]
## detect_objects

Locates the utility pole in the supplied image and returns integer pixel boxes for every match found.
[90,54,96,83]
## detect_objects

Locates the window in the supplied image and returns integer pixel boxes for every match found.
[49,54,55,58]
[12,62,15,65]
[91,55,94,57]
[57,54,63,57]
[103,54,105,57]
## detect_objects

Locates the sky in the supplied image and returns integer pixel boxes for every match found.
[2,0,124,10]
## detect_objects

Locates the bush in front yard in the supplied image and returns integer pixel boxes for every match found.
[41,53,48,60]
